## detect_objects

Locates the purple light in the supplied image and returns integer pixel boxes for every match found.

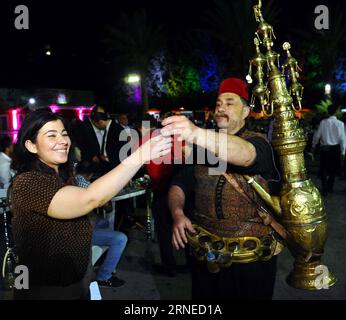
[11,109,18,130]
[77,108,83,121]
[133,85,142,104]
[8,108,21,143]
[75,107,93,121]
[49,105,94,120]
[50,105,59,113]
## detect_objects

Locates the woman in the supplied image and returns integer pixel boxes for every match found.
[9,110,171,299]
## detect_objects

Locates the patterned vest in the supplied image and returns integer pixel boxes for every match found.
[193,130,272,238]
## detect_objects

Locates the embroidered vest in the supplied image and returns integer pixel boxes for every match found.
[193,130,272,238]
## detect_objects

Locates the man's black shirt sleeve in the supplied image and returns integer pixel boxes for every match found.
[227,136,278,181]
[171,135,279,194]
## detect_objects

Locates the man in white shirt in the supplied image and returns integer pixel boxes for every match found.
[0,135,15,188]
[312,104,345,196]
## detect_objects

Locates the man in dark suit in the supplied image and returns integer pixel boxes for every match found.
[76,105,112,176]
[105,114,134,169]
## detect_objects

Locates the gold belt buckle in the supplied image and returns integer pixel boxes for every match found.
[186,224,279,270]
[187,225,239,267]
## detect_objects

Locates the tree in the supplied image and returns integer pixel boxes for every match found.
[146,51,167,98]
[293,3,346,91]
[202,0,280,77]
[105,10,165,111]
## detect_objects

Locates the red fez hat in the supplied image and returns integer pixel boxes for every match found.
[218,78,249,102]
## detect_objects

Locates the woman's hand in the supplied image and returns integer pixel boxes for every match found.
[138,134,172,164]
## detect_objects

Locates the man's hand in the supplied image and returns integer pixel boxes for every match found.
[161,116,200,143]
[172,212,195,250]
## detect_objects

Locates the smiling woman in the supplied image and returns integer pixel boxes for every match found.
[8,109,171,300]
[24,120,71,172]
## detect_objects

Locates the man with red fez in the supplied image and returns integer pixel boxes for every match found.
[161,77,280,300]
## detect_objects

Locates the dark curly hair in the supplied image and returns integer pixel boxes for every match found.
[11,110,75,182]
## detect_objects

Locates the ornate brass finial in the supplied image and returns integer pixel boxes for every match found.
[253,2,278,71]
[282,41,291,51]
[253,0,263,23]
[282,42,303,110]
[249,38,270,114]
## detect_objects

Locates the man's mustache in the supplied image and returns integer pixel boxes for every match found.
[215,114,229,121]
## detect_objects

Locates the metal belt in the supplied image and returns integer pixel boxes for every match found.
[186,224,283,273]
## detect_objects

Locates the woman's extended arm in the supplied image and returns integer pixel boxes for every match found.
[48,135,171,219]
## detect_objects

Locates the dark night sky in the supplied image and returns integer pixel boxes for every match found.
[0,0,343,92]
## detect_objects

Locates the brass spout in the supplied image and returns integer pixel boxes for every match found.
[243,175,281,216]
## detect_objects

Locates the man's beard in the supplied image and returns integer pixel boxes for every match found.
[216,115,241,132]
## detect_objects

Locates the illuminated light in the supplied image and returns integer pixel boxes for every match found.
[125,74,142,104]
[147,108,160,115]
[133,85,142,104]
[79,106,93,120]
[75,107,94,121]
[341,108,346,113]
[199,53,220,93]
[13,133,18,143]
[325,84,331,95]
[29,98,36,104]
[48,105,94,120]
[46,51,51,56]
[76,108,84,121]
[184,67,200,93]
[335,60,346,92]
[180,107,184,110]
[58,94,67,104]
[246,74,253,84]
[165,65,200,97]
[49,105,59,113]
[12,109,18,130]
[126,74,140,83]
